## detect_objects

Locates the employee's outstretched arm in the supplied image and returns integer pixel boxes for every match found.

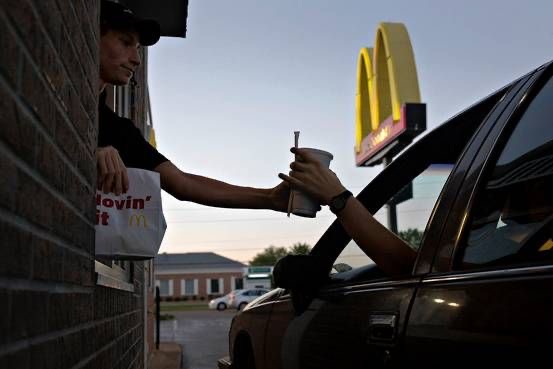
[155,161,290,211]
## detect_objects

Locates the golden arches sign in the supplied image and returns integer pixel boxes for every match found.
[355,22,425,166]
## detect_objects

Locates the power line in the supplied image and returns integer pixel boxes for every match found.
[165,215,335,223]
[164,207,433,224]
[164,242,319,254]
[170,246,304,253]
[166,233,319,245]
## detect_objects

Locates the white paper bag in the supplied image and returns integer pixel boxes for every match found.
[95,168,167,259]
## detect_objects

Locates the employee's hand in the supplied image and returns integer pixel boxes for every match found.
[279,147,346,205]
[96,146,129,195]
[269,181,291,212]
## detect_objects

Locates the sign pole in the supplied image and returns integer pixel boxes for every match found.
[383,156,398,234]
[155,286,160,350]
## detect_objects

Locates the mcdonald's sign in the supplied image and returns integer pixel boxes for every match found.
[355,22,426,166]
[128,214,148,228]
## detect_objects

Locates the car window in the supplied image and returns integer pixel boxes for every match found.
[318,86,508,280]
[457,75,553,269]
[333,164,453,271]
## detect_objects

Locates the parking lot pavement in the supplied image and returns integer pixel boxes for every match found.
[160,310,236,369]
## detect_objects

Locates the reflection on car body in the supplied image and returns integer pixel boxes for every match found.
[218,61,553,369]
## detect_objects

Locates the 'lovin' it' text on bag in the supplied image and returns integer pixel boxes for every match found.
[95,168,166,259]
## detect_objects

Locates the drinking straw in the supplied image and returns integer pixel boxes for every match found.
[287,131,300,217]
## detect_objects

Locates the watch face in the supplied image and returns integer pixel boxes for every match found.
[335,198,346,210]
[330,191,352,214]
[330,197,345,213]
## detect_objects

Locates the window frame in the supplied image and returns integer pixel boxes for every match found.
[157,279,172,297]
[307,82,511,281]
[232,276,244,290]
[208,278,222,294]
[451,68,553,272]
[95,260,134,292]
[181,278,197,296]
[94,85,135,291]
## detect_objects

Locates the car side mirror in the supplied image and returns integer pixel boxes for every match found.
[333,263,353,273]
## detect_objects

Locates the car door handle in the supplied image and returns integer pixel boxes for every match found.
[367,313,398,342]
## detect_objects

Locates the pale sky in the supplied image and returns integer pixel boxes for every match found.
[149,0,553,263]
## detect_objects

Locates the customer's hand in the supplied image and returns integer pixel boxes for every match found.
[96,146,129,195]
[279,147,346,205]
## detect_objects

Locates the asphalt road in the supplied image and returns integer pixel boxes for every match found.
[160,310,236,369]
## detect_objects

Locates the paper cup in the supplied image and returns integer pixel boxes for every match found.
[291,148,333,218]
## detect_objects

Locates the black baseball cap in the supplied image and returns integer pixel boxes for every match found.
[101,1,161,46]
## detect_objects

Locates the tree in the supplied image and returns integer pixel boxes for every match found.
[249,243,312,266]
[289,242,311,255]
[249,246,289,266]
[398,228,423,249]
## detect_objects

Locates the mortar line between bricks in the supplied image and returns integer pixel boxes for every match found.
[82,0,100,50]
[64,0,99,93]
[0,309,141,357]
[0,7,98,157]
[56,0,97,99]
[0,206,92,260]
[0,277,93,294]
[0,72,95,197]
[69,322,143,369]
[80,0,100,41]
[117,335,143,369]
[0,140,94,228]
[25,0,98,110]
[65,0,100,66]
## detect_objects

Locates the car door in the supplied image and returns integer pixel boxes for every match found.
[404,64,553,367]
[261,62,545,369]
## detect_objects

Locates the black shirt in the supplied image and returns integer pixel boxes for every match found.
[98,94,168,170]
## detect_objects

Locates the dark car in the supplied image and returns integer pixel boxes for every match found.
[218,61,553,369]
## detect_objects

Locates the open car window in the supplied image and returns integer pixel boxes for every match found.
[333,165,452,272]
[317,85,510,283]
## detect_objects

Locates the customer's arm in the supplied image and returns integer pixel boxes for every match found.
[334,197,416,276]
[279,147,416,276]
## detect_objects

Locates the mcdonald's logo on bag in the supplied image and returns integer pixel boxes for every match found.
[129,214,148,228]
[355,22,426,167]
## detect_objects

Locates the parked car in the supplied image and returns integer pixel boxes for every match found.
[228,288,270,310]
[218,61,553,369]
[208,290,243,311]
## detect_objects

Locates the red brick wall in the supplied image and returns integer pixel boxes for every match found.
[0,1,147,368]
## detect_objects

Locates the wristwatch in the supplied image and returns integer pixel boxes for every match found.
[329,190,353,214]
